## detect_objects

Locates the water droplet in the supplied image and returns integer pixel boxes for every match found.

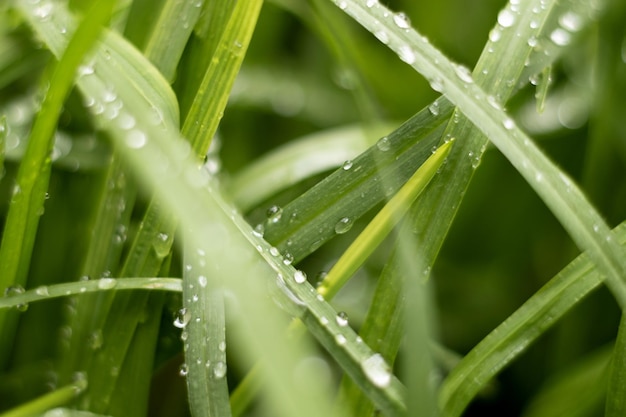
[294,270,307,284]
[88,329,103,350]
[98,278,117,290]
[503,117,515,130]
[429,77,444,92]
[174,308,191,328]
[218,341,226,352]
[366,0,377,7]
[336,311,349,327]
[270,246,280,257]
[374,30,390,44]
[393,12,411,29]
[338,1,347,9]
[361,353,392,388]
[489,28,502,42]
[454,65,474,83]
[342,160,353,170]
[376,136,391,151]
[4,286,28,311]
[497,9,516,28]
[179,363,188,377]
[126,130,147,149]
[213,361,227,378]
[77,64,95,77]
[198,275,207,288]
[334,217,354,234]
[34,2,53,21]
[152,232,172,258]
[559,12,582,32]
[428,102,440,115]
[35,286,49,296]
[398,45,416,64]
[266,205,283,223]
[282,252,294,265]
[116,113,136,130]
[550,28,571,46]
[527,36,538,47]
[335,334,347,345]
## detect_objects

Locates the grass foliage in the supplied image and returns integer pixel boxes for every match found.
[0,0,625,416]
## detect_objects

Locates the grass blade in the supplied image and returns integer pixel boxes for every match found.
[331,0,626,310]
[0,0,115,369]
[606,316,626,416]
[317,139,453,298]
[438,221,626,417]
[228,122,393,211]
[0,380,87,417]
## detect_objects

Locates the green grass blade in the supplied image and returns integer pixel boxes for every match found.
[317,139,453,299]
[262,98,453,262]
[606,316,626,416]
[182,248,231,417]
[142,0,206,82]
[0,380,87,417]
[0,116,5,182]
[0,0,116,369]
[0,278,182,309]
[228,122,393,212]
[181,0,263,155]
[438,221,626,417]
[332,0,626,309]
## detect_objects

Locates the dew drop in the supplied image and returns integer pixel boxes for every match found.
[174,308,191,328]
[126,130,147,149]
[527,36,538,47]
[153,232,172,258]
[116,113,136,130]
[335,334,347,345]
[366,0,377,7]
[503,117,515,130]
[269,246,280,257]
[334,217,354,234]
[266,205,283,223]
[336,311,349,327]
[429,77,444,92]
[497,9,516,28]
[4,286,28,311]
[428,102,440,115]
[559,11,582,32]
[213,361,227,378]
[218,340,226,352]
[361,353,392,388]
[35,286,49,296]
[338,1,347,9]
[489,28,502,42]
[198,275,207,288]
[179,363,188,377]
[98,278,117,290]
[392,12,411,29]
[454,65,474,84]
[342,160,353,170]
[88,329,103,350]
[550,28,571,46]
[294,270,307,284]
[374,30,390,44]
[398,45,416,64]
[376,136,391,151]
[282,252,294,265]
[77,64,95,77]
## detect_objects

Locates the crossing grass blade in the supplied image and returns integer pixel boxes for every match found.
[438,221,626,417]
